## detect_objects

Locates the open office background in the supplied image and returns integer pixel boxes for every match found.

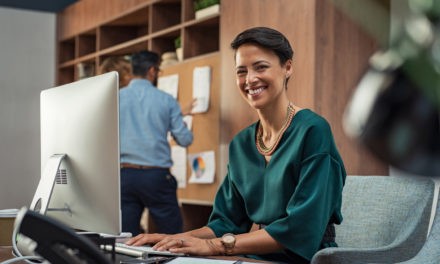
[1,0,436,211]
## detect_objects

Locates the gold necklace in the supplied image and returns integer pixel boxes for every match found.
[256,103,295,156]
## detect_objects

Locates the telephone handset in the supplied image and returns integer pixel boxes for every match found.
[14,208,112,264]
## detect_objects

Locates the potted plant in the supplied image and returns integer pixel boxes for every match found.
[194,0,220,20]
[174,36,183,61]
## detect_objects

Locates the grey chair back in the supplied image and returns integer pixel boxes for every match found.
[396,187,440,264]
[311,175,435,264]
[336,175,433,248]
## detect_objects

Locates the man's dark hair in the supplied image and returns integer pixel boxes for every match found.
[230,27,294,65]
[131,51,160,77]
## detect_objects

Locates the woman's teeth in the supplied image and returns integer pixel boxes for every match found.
[248,87,264,95]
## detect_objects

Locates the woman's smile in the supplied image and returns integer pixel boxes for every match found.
[247,86,266,96]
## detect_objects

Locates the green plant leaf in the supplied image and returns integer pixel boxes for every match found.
[174,36,181,49]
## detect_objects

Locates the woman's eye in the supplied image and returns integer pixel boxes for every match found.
[255,65,268,71]
[236,70,247,76]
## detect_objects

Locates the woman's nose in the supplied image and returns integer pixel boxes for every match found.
[245,71,257,86]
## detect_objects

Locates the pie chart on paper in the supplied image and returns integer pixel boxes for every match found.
[188,151,215,184]
[192,156,206,178]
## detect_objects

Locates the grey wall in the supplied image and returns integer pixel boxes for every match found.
[0,7,55,209]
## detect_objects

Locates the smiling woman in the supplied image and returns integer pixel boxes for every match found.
[124,27,347,264]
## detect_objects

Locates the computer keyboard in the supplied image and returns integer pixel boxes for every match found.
[107,242,185,258]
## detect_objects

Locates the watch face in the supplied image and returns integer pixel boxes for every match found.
[223,235,235,244]
[222,233,236,255]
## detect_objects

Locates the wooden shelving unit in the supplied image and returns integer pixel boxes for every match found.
[56,0,222,231]
[56,0,220,85]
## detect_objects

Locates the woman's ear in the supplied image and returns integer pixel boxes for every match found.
[284,59,293,79]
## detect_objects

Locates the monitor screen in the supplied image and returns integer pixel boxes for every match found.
[30,72,121,235]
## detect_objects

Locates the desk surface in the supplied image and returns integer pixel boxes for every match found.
[0,246,272,263]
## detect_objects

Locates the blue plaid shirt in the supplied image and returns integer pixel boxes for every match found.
[119,78,193,168]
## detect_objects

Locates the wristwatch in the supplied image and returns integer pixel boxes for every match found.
[221,233,236,255]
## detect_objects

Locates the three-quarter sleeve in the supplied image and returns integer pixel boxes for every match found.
[264,152,345,260]
[207,165,253,236]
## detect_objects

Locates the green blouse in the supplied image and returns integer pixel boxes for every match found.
[207,109,346,262]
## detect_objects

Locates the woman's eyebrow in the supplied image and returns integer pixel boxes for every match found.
[252,60,269,66]
[235,60,269,70]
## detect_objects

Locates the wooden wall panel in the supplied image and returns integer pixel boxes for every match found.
[57,0,150,40]
[220,0,388,176]
[220,0,316,143]
[315,1,388,175]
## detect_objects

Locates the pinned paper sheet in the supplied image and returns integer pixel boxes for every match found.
[158,74,179,99]
[171,145,187,188]
[192,66,211,114]
[188,151,215,184]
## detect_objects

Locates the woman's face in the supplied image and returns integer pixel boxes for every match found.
[235,43,292,110]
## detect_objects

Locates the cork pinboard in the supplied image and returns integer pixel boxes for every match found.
[161,52,221,204]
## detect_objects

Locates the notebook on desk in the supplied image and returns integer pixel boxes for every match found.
[105,242,186,258]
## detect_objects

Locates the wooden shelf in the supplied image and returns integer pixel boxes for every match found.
[183,15,220,59]
[58,37,75,64]
[78,29,97,57]
[56,0,220,85]
[100,37,150,57]
[57,66,75,85]
[151,28,181,55]
[150,0,181,32]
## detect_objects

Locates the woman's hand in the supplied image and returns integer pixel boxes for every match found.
[125,233,170,246]
[124,227,221,256]
[153,236,223,256]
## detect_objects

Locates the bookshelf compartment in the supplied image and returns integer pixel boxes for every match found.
[183,16,220,59]
[58,66,75,85]
[151,29,181,56]
[58,37,75,63]
[99,26,148,50]
[78,29,97,57]
[99,7,149,50]
[76,59,96,80]
[150,1,182,32]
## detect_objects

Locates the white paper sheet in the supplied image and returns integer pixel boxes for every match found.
[192,66,211,114]
[171,145,187,188]
[188,151,215,184]
[158,74,179,99]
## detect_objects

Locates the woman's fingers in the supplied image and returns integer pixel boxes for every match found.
[126,233,167,246]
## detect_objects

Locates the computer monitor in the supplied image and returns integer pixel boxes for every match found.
[29,72,121,235]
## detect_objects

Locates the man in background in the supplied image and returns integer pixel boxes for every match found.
[119,50,193,235]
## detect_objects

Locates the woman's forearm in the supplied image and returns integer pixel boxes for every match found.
[184,226,216,239]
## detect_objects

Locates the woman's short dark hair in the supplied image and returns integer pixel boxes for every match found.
[131,50,160,76]
[231,27,294,65]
